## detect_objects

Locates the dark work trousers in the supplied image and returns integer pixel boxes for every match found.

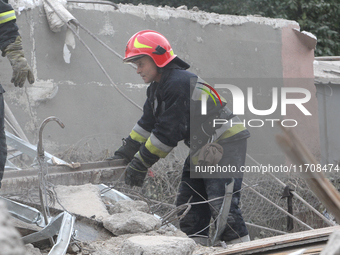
[0,85,6,188]
[176,139,248,242]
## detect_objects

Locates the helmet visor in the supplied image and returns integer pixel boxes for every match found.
[123,54,146,63]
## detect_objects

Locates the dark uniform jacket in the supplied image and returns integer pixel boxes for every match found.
[0,0,18,94]
[0,0,19,52]
[129,63,250,167]
[0,0,18,185]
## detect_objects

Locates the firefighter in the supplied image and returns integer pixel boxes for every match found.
[110,30,250,245]
[0,0,35,187]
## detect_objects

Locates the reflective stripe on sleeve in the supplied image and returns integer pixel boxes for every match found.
[145,133,173,158]
[129,124,151,143]
[135,151,151,168]
[212,112,246,142]
[216,124,247,141]
[0,10,16,24]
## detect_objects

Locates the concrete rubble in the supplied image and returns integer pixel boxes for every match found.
[25,244,43,255]
[103,198,162,235]
[7,178,339,255]
[53,183,110,220]
[85,226,199,255]
[103,211,162,236]
[120,235,196,255]
[5,183,218,254]
[108,200,149,214]
[0,200,25,255]
[53,184,195,253]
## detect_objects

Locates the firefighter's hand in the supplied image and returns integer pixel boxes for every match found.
[125,157,148,187]
[106,136,141,164]
[4,36,35,87]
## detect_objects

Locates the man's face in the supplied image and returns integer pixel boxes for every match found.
[134,56,162,83]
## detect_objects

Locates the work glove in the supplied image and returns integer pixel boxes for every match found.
[125,157,148,187]
[107,136,142,163]
[3,36,35,88]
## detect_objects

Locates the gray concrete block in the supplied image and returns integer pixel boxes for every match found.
[0,200,25,255]
[53,183,110,220]
[108,200,149,214]
[24,244,42,255]
[119,235,196,255]
[103,211,161,235]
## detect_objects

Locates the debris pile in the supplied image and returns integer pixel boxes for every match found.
[0,200,26,255]
[120,236,196,255]
[7,183,208,255]
[103,210,161,236]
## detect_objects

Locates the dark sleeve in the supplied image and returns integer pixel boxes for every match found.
[0,0,19,52]
[137,96,156,133]
[152,76,190,148]
[136,75,190,165]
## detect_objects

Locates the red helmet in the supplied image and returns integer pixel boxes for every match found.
[124,30,176,67]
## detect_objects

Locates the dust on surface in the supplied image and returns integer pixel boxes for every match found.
[53,183,110,220]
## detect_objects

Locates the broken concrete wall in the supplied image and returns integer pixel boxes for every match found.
[1,1,319,165]
[314,61,340,166]
[316,83,340,165]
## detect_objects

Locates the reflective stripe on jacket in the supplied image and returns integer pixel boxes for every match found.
[0,10,15,24]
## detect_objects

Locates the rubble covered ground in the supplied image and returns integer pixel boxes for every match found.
[1,183,231,255]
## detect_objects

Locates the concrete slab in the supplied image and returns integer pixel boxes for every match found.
[103,211,161,236]
[120,235,196,255]
[53,183,110,220]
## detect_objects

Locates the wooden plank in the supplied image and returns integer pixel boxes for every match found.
[276,126,340,223]
[304,247,324,254]
[215,226,339,255]
[271,246,323,255]
[0,160,126,195]
[2,159,125,179]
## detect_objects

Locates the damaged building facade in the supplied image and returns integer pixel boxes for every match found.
[2,0,337,254]
[1,0,319,165]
